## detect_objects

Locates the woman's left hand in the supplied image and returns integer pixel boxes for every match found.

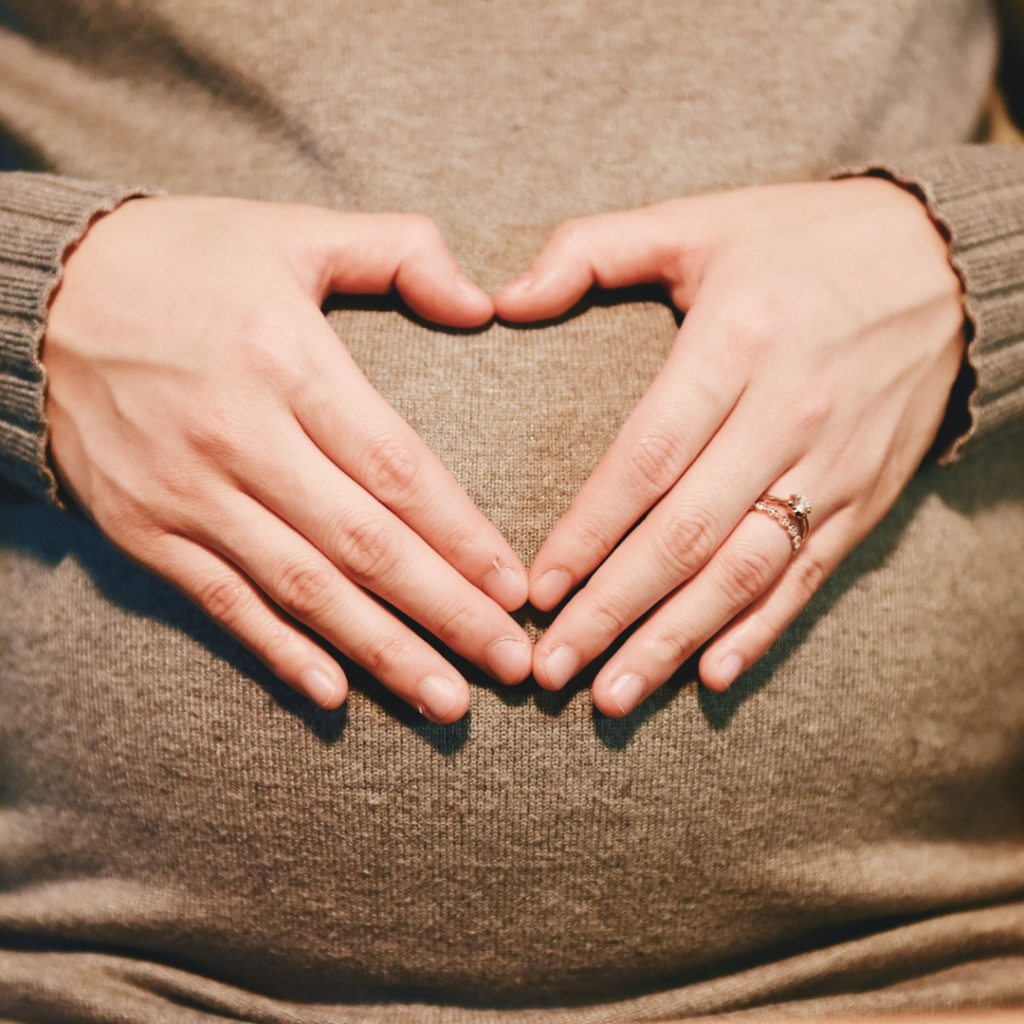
[494,178,966,716]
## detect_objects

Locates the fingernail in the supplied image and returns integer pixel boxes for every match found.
[457,274,485,300]
[483,561,529,610]
[717,652,745,687]
[532,568,573,609]
[486,638,532,684]
[543,645,580,690]
[502,270,535,296]
[607,673,646,715]
[418,676,465,721]
[301,666,343,707]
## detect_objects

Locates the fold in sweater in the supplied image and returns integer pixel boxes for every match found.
[1,2,1024,1020]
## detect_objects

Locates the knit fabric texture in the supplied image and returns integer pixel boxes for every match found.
[0,174,155,500]
[0,1,1023,1021]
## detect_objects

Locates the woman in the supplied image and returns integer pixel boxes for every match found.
[0,0,1022,1018]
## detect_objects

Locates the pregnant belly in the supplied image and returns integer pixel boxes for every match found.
[1,300,1023,1007]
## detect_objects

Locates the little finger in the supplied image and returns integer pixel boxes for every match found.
[145,533,348,708]
[590,506,804,717]
[192,499,473,722]
[533,402,800,689]
[699,510,858,692]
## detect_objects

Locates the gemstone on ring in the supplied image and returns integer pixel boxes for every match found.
[751,492,813,553]
[788,494,812,518]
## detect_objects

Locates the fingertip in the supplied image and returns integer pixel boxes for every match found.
[300,665,348,708]
[396,267,494,328]
[536,644,579,691]
[596,672,646,717]
[418,675,471,724]
[454,274,496,325]
[481,560,529,611]
[494,271,572,322]
[699,650,744,692]
[492,271,537,317]
[486,637,533,686]
[591,687,628,718]
[529,567,573,612]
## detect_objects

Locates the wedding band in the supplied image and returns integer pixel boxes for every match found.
[751,493,812,552]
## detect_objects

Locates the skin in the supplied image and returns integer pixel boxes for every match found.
[44,196,532,723]
[45,179,965,723]
[495,176,966,717]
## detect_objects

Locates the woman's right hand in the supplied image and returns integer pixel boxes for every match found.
[43,196,532,722]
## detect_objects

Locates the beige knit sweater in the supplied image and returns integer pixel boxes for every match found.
[1,1,1024,1021]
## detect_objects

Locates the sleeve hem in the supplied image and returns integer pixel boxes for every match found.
[832,144,1024,464]
[0,173,164,504]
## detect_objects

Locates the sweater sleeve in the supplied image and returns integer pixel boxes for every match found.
[834,144,1024,463]
[0,172,158,503]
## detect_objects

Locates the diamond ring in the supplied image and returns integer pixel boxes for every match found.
[751,493,812,552]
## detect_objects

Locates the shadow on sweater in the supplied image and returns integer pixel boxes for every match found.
[2,295,1022,753]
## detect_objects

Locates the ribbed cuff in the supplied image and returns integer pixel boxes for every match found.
[0,172,160,503]
[834,144,1024,463]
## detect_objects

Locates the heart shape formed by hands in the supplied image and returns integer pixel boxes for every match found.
[43,179,964,725]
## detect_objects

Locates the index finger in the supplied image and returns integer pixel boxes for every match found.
[294,310,529,611]
[525,295,747,610]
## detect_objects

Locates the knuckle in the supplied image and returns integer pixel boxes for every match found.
[438,520,477,567]
[790,549,829,600]
[431,598,479,649]
[186,400,249,465]
[719,543,778,604]
[402,213,443,248]
[645,624,698,671]
[625,422,688,497]
[274,560,334,619]
[247,328,312,399]
[93,490,145,542]
[567,510,614,559]
[655,505,719,579]
[587,591,633,639]
[196,573,253,628]
[257,624,295,660]
[717,288,788,367]
[360,434,421,503]
[551,217,587,253]
[787,388,830,435]
[334,515,402,586]
[362,631,412,677]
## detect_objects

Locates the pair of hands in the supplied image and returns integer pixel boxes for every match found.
[43,179,965,723]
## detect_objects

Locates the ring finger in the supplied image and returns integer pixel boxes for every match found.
[533,403,800,689]
[591,480,828,716]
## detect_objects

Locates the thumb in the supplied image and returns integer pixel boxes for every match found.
[300,210,494,328]
[493,204,701,322]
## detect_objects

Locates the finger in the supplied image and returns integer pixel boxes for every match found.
[293,311,529,611]
[589,513,795,717]
[527,296,747,611]
[493,205,696,321]
[190,498,473,723]
[236,416,532,684]
[533,397,801,690]
[145,533,348,708]
[301,210,493,327]
[699,511,857,692]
